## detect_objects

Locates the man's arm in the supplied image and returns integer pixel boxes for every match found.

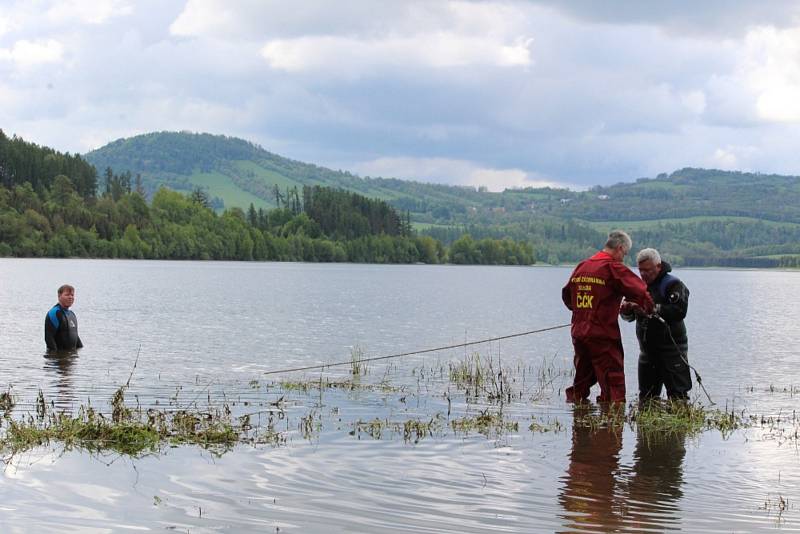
[619,300,639,322]
[657,281,689,322]
[562,284,573,310]
[611,263,654,314]
[44,312,58,350]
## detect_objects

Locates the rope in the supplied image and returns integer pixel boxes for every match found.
[653,315,715,405]
[262,323,571,376]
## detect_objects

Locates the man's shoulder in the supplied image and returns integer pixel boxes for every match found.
[46,305,63,327]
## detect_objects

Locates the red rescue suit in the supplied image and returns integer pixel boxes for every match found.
[562,251,652,402]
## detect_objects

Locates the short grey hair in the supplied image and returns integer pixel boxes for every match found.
[605,230,632,253]
[636,247,661,265]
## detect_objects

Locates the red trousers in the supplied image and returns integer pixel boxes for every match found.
[565,337,626,403]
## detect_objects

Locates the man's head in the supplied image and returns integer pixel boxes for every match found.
[604,230,632,262]
[57,284,75,308]
[636,248,662,284]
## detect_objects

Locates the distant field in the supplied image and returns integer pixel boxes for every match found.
[412,222,457,231]
[752,254,800,259]
[582,215,800,231]
[232,160,307,190]
[191,171,272,210]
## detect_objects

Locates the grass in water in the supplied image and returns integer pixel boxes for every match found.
[350,345,368,376]
[571,400,747,437]
[1,386,246,458]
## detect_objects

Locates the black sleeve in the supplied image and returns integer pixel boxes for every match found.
[659,281,689,323]
[562,284,573,310]
[45,312,58,350]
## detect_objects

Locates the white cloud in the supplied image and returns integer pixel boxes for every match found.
[353,157,576,192]
[0,39,64,66]
[46,0,133,25]
[741,26,800,122]
[709,144,759,170]
[169,0,245,37]
[261,33,532,75]
[712,147,739,169]
[0,14,9,37]
[680,90,706,115]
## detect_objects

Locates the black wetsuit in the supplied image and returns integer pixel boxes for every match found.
[622,262,691,400]
[45,304,83,351]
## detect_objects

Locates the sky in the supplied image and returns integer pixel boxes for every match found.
[2,1,800,191]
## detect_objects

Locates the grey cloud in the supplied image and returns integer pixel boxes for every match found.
[528,0,800,37]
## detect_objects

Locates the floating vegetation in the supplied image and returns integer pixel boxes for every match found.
[450,410,519,437]
[277,377,399,393]
[299,409,322,441]
[760,493,792,524]
[755,411,800,446]
[528,417,565,434]
[350,414,445,444]
[0,386,280,458]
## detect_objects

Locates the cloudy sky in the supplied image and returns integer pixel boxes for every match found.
[2,1,800,190]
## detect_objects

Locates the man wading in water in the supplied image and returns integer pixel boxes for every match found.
[562,230,653,403]
[621,248,691,401]
[45,284,83,352]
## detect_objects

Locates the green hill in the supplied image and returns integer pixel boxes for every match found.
[83,131,496,216]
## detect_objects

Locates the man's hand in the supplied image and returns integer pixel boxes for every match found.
[621,300,644,317]
[641,292,655,315]
[620,300,636,314]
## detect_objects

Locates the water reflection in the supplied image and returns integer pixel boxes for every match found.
[558,408,688,533]
[624,428,687,531]
[558,408,625,533]
[43,351,78,406]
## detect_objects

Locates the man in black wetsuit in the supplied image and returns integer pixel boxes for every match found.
[620,248,691,400]
[45,284,83,351]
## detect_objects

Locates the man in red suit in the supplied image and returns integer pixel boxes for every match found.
[562,230,653,403]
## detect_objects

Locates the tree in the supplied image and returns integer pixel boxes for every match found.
[190,187,210,208]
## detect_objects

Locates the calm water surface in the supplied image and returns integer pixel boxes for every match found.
[0,259,798,532]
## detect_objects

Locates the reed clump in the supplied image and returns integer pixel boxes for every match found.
[448,353,514,402]
[571,400,748,437]
[350,345,368,376]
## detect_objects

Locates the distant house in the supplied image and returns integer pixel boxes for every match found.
[597,194,609,200]
[560,198,572,204]
[492,206,506,213]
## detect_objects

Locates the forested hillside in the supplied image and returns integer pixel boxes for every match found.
[0,130,533,265]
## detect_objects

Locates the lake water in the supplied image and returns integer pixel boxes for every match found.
[0,259,799,532]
